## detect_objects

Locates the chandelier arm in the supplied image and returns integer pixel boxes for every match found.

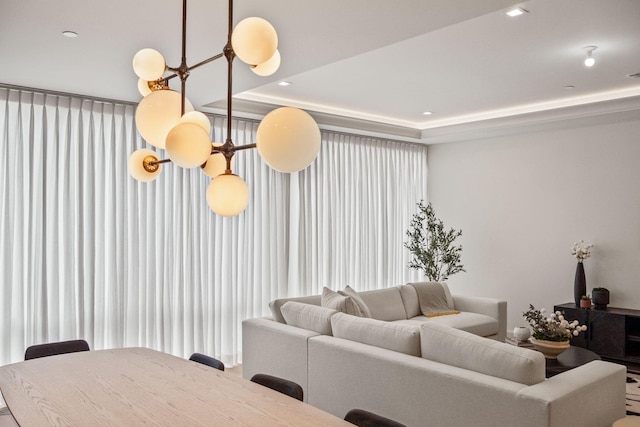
[163,72,180,81]
[231,143,257,152]
[181,0,187,66]
[187,53,225,72]
[225,0,235,148]
[179,0,188,116]
[149,158,173,166]
[224,154,232,174]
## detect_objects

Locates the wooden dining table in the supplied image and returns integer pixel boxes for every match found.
[0,347,352,426]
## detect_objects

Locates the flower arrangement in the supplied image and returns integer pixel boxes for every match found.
[571,240,593,262]
[523,304,587,342]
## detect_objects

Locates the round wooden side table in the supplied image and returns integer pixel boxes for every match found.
[545,346,601,377]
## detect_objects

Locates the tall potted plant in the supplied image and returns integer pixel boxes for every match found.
[404,201,465,281]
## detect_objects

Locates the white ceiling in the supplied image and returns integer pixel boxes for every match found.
[2,0,640,143]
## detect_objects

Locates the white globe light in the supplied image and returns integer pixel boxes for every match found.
[179,111,211,134]
[231,17,278,65]
[128,149,162,182]
[256,107,321,173]
[137,79,152,97]
[135,90,193,149]
[165,122,212,168]
[251,50,281,77]
[206,173,250,217]
[202,143,233,178]
[132,48,166,81]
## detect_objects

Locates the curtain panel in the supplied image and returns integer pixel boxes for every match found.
[0,86,427,367]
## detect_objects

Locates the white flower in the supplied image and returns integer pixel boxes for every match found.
[523,304,587,342]
[540,308,546,314]
[571,240,593,261]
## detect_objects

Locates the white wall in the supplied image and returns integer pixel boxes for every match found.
[427,116,640,334]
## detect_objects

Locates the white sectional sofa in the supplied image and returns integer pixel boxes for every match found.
[242,284,626,427]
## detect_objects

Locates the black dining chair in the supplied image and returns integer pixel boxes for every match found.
[344,409,407,427]
[24,339,90,360]
[189,352,225,371]
[250,373,303,401]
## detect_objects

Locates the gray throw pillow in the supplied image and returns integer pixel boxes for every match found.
[281,301,337,335]
[321,287,366,317]
[338,285,372,318]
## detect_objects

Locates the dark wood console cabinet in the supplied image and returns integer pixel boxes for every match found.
[554,303,640,365]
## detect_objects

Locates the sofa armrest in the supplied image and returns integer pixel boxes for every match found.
[452,295,507,341]
[517,360,626,427]
[242,317,320,401]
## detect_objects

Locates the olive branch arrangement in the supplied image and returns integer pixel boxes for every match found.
[404,201,465,281]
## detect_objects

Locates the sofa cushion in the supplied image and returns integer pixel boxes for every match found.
[357,287,407,321]
[322,287,367,317]
[331,312,421,356]
[269,295,322,323]
[420,322,545,385]
[281,301,338,335]
[338,286,372,318]
[398,285,421,318]
[427,312,497,336]
[393,312,499,337]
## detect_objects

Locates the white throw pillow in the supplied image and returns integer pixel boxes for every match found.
[331,312,421,356]
[420,322,545,385]
[338,285,372,318]
[269,295,322,323]
[281,301,337,335]
[321,287,366,317]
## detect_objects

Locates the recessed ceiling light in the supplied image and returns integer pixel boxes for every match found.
[62,30,78,38]
[506,7,528,17]
[564,85,575,89]
[422,111,433,116]
[278,81,292,86]
[627,73,640,79]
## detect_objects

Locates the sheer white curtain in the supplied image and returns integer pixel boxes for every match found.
[288,132,426,296]
[0,86,427,367]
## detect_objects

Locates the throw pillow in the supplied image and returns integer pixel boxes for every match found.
[338,285,372,318]
[281,301,337,335]
[331,312,421,356]
[410,282,460,317]
[321,287,366,317]
[420,322,545,385]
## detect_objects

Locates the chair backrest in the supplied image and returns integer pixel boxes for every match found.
[24,339,90,360]
[344,409,406,427]
[189,353,225,371]
[250,373,303,401]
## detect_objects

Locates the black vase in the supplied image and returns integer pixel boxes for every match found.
[592,289,610,310]
[574,262,586,307]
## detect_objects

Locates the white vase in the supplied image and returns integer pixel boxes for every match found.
[513,326,531,342]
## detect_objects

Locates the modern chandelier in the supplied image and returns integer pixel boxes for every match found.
[128,0,321,217]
